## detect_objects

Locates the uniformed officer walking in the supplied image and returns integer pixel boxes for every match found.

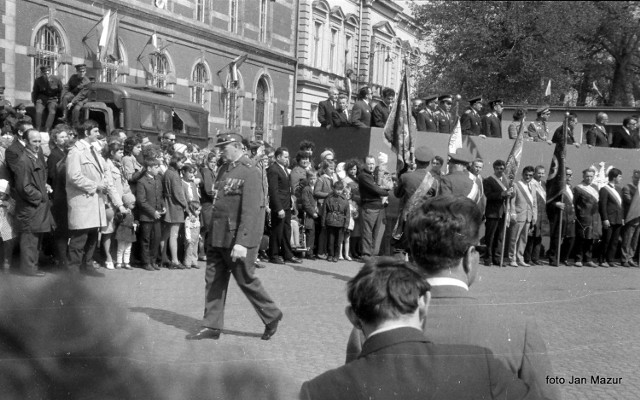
[187,133,283,341]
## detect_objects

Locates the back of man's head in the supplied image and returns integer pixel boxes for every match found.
[347,257,430,326]
[406,196,482,273]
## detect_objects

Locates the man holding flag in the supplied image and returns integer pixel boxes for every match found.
[621,170,640,267]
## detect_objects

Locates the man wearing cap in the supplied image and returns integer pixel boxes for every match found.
[483,160,515,266]
[31,65,63,132]
[527,106,551,142]
[187,132,283,341]
[434,95,454,134]
[460,97,483,136]
[440,149,482,207]
[318,87,339,129]
[585,112,610,147]
[372,88,394,128]
[392,146,438,248]
[422,95,439,131]
[60,64,91,126]
[351,87,373,128]
[482,99,503,138]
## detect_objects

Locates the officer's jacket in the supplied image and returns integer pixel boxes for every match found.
[210,155,261,248]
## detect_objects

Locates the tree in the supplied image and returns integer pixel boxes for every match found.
[411,1,640,107]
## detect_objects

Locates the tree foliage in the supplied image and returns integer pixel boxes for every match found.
[412,1,640,106]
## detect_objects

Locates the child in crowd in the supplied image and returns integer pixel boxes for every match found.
[0,180,17,271]
[137,158,165,272]
[183,201,201,269]
[322,180,350,263]
[181,164,200,202]
[375,152,394,206]
[338,185,356,261]
[301,171,318,259]
[115,193,137,270]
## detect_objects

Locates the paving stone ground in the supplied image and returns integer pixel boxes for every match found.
[10,259,640,399]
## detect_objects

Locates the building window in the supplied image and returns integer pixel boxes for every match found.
[150,52,170,89]
[191,63,208,105]
[196,0,205,22]
[33,25,64,78]
[255,76,269,141]
[259,0,268,42]
[230,0,238,33]
[330,28,337,73]
[344,34,352,73]
[313,21,323,68]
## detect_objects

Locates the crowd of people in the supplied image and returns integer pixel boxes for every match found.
[319,85,640,149]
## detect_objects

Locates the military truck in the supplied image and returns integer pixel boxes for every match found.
[80,83,209,146]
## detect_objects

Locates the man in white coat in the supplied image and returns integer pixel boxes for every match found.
[66,120,107,276]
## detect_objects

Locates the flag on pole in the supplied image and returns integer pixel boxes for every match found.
[230,53,248,84]
[383,70,415,172]
[545,79,552,97]
[97,11,119,62]
[504,119,525,186]
[546,117,568,203]
[592,81,603,98]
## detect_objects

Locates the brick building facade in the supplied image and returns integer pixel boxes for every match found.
[1,0,298,143]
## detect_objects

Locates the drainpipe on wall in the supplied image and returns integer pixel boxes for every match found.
[354,0,364,104]
[292,0,301,128]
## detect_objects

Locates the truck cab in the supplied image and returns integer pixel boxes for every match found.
[82,83,209,146]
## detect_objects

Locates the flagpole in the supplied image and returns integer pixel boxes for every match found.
[554,113,569,267]
[450,94,462,134]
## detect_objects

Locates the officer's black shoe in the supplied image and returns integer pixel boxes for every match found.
[285,257,303,264]
[262,312,283,340]
[186,327,221,340]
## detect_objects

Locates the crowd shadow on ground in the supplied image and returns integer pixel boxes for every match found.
[282,261,353,282]
[129,307,262,338]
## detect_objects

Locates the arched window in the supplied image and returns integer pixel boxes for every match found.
[33,25,64,78]
[254,76,269,140]
[150,52,170,89]
[191,62,208,105]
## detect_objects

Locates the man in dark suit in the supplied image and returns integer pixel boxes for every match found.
[585,112,610,147]
[5,120,33,180]
[267,146,302,264]
[317,87,338,128]
[621,169,640,267]
[434,94,453,133]
[612,116,637,149]
[31,65,63,132]
[599,168,624,267]
[46,124,70,187]
[14,129,55,277]
[460,96,482,136]
[344,196,559,400]
[411,99,427,131]
[186,133,283,341]
[546,167,576,266]
[371,87,394,127]
[482,99,503,138]
[330,95,352,128]
[358,155,389,257]
[551,112,579,145]
[351,87,373,128]
[483,159,514,266]
[573,168,600,267]
[304,257,533,400]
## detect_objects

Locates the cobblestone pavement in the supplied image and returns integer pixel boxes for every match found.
[12,259,640,399]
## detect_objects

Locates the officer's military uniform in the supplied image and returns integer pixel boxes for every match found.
[60,64,91,126]
[527,107,551,142]
[422,108,438,132]
[435,107,453,134]
[32,65,63,132]
[460,107,482,135]
[203,134,282,331]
